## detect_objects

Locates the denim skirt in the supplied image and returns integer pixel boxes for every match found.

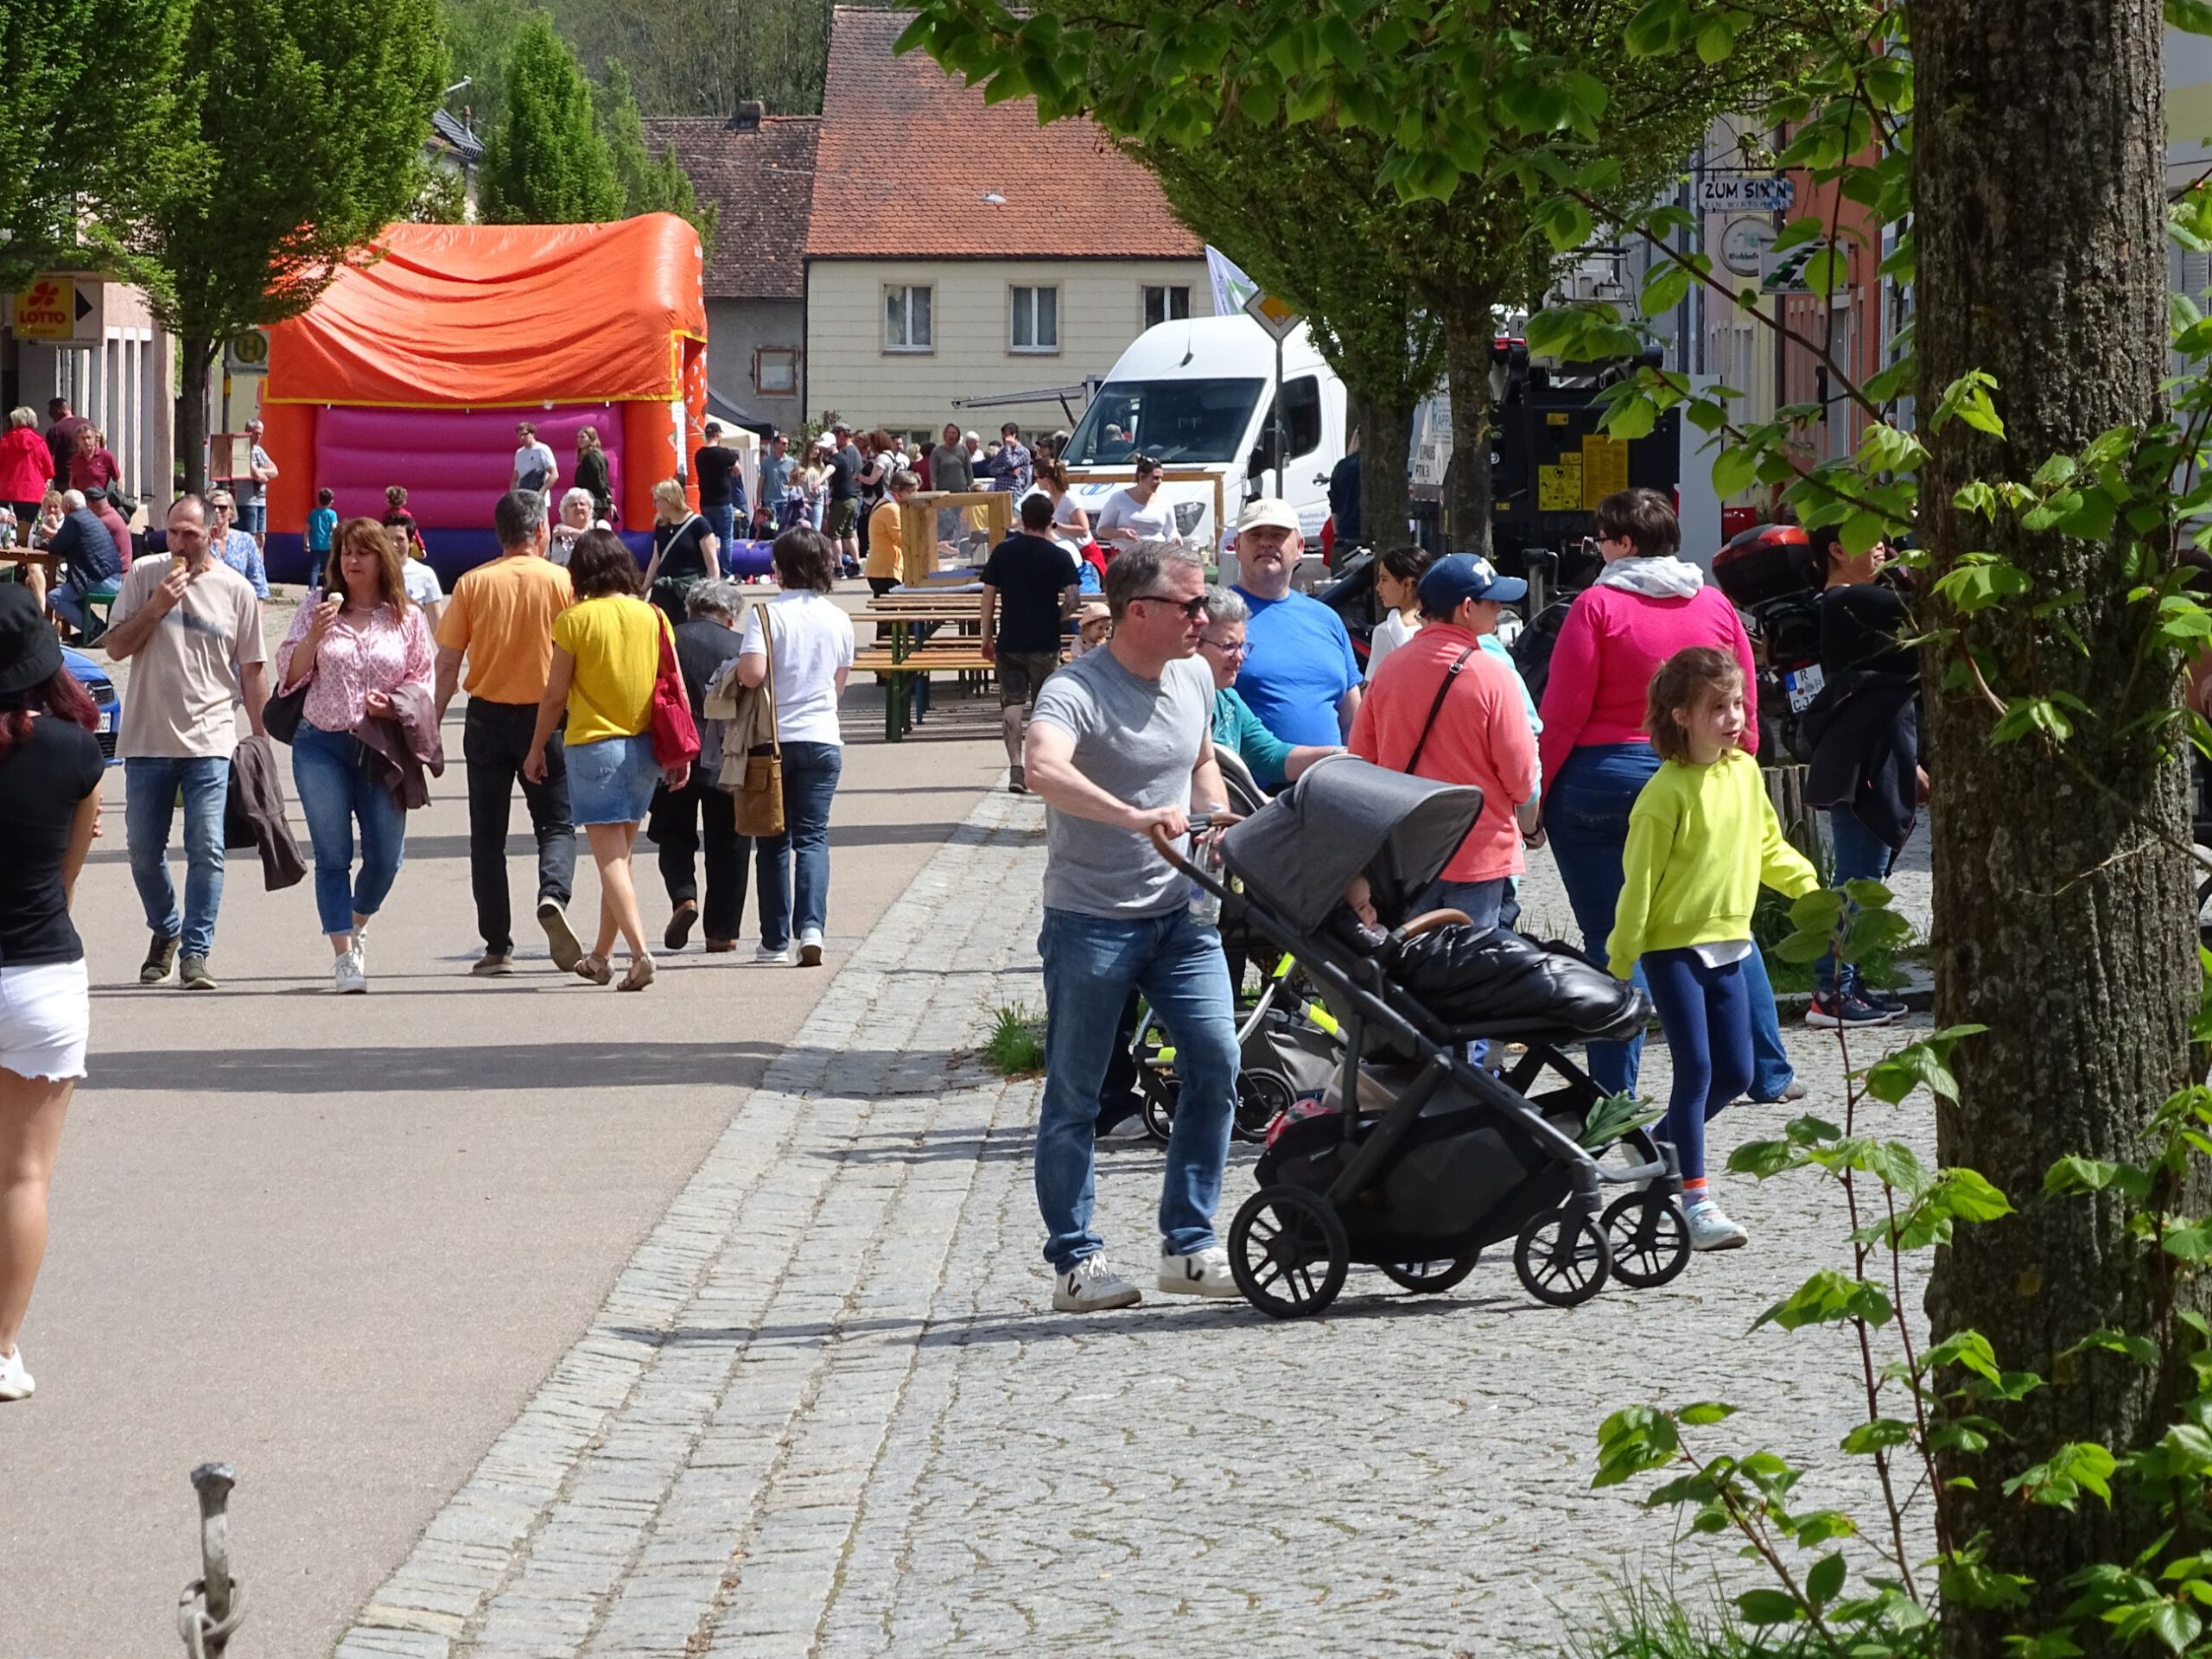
[567,731,658,825]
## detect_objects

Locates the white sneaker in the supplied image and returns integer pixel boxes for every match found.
[1686,1199,1749,1252]
[333,947,366,995]
[798,928,824,968]
[755,943,791,964]
[1159,1243,1240,1297]
[0,1345,34,1401]
[1052,1257,1141,1313]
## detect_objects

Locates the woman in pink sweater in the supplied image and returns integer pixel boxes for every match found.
[1535,487,1794,1101]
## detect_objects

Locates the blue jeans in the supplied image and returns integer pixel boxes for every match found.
[241,502,265,539]
[704,501,736,556]
[757,741,842,948]
[124,755,230,958]
[292,721,407,937]
[1641,948,1755,1184]
[1037,906,1238,1269]
[1548,744,1793,1100]
[1412,875,1510,932]
[1817,806,1897,995]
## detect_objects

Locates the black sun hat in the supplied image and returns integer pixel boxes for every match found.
[0,583,63,696]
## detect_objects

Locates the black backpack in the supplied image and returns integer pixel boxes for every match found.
[1510,601,1573,702]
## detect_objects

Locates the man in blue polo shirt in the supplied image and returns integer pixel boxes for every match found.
[1228,497,1360,789]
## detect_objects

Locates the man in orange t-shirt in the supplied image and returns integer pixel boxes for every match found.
[1349,554,1538,930]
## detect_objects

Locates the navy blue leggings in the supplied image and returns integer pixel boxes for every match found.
[1641,948,1756,1183]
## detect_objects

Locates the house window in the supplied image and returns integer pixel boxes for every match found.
[884,285,932,353]
[753,347,798,395]
[1010,285,1059,353]
[1142,284,1192,329]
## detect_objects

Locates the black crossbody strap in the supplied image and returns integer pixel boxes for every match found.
[1402,645,1479,776]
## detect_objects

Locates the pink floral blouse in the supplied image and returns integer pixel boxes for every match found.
[277,601,434,734]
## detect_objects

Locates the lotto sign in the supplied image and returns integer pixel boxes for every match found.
[12,276,96,340]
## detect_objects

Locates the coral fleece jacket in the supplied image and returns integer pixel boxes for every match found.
[1536,583,1758,783]
[1349,623,1539,883]
[1606,748,1820,979]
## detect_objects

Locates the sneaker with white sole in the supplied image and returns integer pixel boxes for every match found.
[0,1345,34,1402]
[1804,988,1901,1029]
[1159,1243,1241,1297]
[539,900,584,972]
[755,943,791,965]
[1052,1257,1142,1313]
[798,928,824,967]
[1686,1200,1749,1252]
[333,947,366,995]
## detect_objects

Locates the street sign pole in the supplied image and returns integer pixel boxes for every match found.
[1240,290,1304,507]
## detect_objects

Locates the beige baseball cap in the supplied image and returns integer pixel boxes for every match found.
[1236,497,1300,534]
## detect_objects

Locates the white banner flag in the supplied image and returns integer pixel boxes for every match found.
[1206,246,1259,319]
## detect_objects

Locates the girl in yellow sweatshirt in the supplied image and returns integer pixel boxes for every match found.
[1609,647,1819,1251]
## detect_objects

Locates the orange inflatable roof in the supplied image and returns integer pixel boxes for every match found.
[266,216,706,408]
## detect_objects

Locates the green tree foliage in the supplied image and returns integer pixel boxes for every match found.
[438,0,531,134]
[542,0,840,115]
[596,57,718,250]
[478,11,623,225]
[0,0,187,289]
[138,0,445,489]
[404,156,470,224]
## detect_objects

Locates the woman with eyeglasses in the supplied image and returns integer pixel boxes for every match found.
[1096,454,1179,549]
[1198,586,1337,787]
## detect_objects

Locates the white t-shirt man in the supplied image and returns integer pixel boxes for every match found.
[739,591,856,747]
[403,556,445,607]
[513,439,556,495]
[1096,487,1179,545]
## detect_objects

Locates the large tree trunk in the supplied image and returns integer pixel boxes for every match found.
[1916,0,2198,1646]
[1440,288,1497,557]
[176,337,216,496]
[1362,390,1414,556]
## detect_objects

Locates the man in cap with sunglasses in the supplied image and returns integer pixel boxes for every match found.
[1228,496,1360,789]
[1021,539,1242,1313]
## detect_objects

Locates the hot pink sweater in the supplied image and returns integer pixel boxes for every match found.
[1536,582,1758,783]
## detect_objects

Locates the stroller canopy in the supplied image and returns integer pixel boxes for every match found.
[1221,755,1484,931]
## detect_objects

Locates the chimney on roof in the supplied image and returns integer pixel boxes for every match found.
[728,100,765,131]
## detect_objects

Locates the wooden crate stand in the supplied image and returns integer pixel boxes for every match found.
[902,491,1013,585]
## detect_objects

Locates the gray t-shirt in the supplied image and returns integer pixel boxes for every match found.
[1030,648,1213,918]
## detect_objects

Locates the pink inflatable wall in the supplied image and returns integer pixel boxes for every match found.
[312,404,628,530]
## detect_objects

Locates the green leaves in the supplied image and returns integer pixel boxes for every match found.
[1862,1025,1986,1106]
[2004,1442,2118,1510]
[1754,1267,1895,1332]
[1931,370,2006,437]
[1592,1403,1681,1488]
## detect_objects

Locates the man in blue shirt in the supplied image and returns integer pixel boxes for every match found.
[1228,497,1359,788]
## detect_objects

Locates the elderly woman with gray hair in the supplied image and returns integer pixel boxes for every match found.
[651,577,751,952]
[1197,584,1338,790]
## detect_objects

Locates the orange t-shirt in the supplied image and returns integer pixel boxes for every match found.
[435,552,575,704]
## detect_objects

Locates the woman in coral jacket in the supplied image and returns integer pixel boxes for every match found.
[0,409,56,529]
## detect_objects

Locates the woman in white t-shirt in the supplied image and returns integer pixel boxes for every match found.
[735,527,855,968]
[1363,543,1433,682]
[1094,453,1179,548]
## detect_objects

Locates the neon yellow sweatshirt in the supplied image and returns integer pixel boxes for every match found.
[1606,748,1820,979]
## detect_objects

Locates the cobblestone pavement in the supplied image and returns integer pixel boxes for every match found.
[339,789,1939,1658]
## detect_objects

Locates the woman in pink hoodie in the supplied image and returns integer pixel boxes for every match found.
[1536,487,1794,1101]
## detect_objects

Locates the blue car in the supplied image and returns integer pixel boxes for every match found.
[62,645,122,764]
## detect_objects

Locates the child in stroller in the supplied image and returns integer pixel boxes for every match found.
[1152,753,1688,1316]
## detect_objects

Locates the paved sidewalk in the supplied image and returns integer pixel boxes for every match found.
[340,788,1936,1657]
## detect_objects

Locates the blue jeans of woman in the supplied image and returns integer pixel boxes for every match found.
[1640,948,1755,1184]
[292,720,407,936]
[1547,743,1793,1101]
[1036,906,1237,1270]
[1816,806,1897,995]
[757,741,842,949]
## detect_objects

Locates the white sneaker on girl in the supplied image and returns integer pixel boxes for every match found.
[1686,1200,1749,1252]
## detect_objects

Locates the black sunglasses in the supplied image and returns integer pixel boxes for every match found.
[1131,592,1208,619]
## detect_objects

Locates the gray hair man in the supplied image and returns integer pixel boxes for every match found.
[1227,495,1359,789]
[1021,538,1243,1311]
[238,416,276,547]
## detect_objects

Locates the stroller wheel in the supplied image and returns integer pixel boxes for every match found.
[1601,1192,1691,1289]
[1234,1071,1294,1143]
[1229,1185,1349,1319]
[1138,1071,1178,1142]
[1513,1206,1612,1308]
[1379,1255,1480,1294]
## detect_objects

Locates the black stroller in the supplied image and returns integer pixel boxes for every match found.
[1157,756,1685,1317]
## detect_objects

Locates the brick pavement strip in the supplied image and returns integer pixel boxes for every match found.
[340,790,1938,1658]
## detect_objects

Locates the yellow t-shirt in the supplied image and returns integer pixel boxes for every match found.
[435,553,574,704]
[865,499,904,581]
[552,594,665,746]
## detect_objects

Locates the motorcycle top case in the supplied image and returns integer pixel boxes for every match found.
[1713,522,1815,609]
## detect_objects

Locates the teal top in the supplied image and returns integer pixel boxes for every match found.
[1211,684,1296,783]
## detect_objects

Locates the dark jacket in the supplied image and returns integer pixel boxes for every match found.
[48,508,122,586]
[224,734,308,888]
[1329,452,1363,543]
[355,682,446,810]
[1801,582,1921,850]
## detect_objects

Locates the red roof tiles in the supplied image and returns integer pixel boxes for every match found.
[642,116,820,301]
[806,7,1204,260]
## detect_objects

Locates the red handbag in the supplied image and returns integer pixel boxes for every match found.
[649,618,701,769]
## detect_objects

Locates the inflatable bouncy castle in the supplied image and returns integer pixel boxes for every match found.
[258,215,708,582]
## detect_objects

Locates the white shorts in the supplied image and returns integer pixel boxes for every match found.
[0,960,89,1082]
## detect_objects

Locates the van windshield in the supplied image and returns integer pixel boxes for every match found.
[1065,378,1266,467]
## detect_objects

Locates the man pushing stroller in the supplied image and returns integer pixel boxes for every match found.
[1023,541,1244,1312]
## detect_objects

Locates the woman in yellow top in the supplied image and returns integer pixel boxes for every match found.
[1608,646,1818,1254]
[524,531,689,991]
[862,470,918,596]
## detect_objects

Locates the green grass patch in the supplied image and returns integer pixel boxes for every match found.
[1564,1580,1799,1659]
[981,1003,1047,1077]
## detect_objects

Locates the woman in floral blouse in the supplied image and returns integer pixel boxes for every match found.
[276,518,435,994]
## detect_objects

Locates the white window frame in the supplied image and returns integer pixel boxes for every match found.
[883,284,933,354]
[1009,284,1060,354]
[753,346,799,395]
[1141,283,1192,330]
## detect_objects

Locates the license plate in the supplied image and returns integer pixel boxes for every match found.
[1784,664,1826,714]
[101,707,116,733]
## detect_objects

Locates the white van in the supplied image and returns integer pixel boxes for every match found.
[1060,315,1347,573]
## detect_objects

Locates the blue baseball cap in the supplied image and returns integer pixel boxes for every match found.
[1415,553,1527,612]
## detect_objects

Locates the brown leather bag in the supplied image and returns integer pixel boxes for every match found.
[733,602,784,837]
